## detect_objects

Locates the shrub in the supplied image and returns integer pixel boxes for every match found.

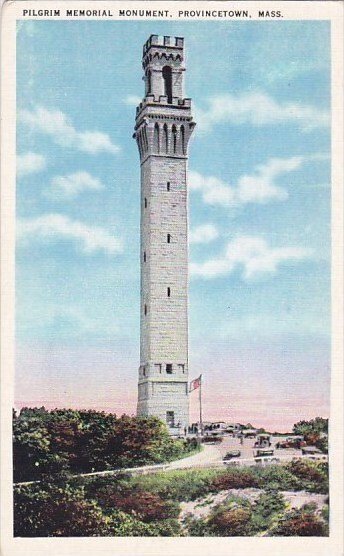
[106,415,186,468]
[285,460,328,493]
[145,518,182,536]
[211,469,260,490]
[184,516,212,536]
[187,491,288,537]
[186,437,199,450]
[125,469,219,502]
[13,419,69,482]
[250,490,286,532]
[286,460,324,482]
[13,408,192,482]
[269,505,329,536]
[14,483,109,537]
[106,510,181,536]
[209,506,252,536]
[255,465,301,491]
[321,505,329,523]
[185,498,253,537]
[209,464,320,494]
[293,417,328,437]
[96,488,180,522]
[14,480,182,537]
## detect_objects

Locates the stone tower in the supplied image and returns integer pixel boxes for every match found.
[134,35,195,434]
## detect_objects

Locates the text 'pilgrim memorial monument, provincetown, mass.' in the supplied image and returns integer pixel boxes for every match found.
[133,35,196,434]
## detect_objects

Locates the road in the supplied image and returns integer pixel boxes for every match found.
[167,443,222,470]
[14,435,325,486]
[217,434,303,460]
[167,435,305,470]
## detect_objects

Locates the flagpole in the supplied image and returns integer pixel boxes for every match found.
[199,374,203,436]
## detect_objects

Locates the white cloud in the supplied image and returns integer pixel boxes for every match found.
[189,224,219,244]
[189,171,236,206]
[50,171,104,198]
[190,236,312,280]
[124,95,141,106]
[18,107,120,155]
[17,152,46,177]
[237,156,302,203]
[17,214,122,255]
[194,91,330,133]
[189,156,303,207]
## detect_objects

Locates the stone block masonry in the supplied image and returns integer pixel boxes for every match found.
[133,35,196,433]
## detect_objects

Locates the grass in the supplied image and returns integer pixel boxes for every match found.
[168,443,203,462]
[80,459,328,508]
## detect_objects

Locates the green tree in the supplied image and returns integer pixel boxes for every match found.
[13,411,67,482]
[293,417,328,453]
[13,408,190,481]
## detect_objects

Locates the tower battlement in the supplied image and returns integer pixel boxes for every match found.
[135,95,192,117]
[143,35,184,56]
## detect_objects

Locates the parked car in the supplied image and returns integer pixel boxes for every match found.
[254,434,272,448]
[301,446,322,455]
[255,456,280,465]
[254,448,274,458]
[276,436,305,449]
[202,435,223,444]
[223,450,241,461]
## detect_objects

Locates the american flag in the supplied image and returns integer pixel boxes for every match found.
[189,375,202,392]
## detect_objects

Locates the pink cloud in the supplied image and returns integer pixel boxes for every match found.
[15,339,330,432]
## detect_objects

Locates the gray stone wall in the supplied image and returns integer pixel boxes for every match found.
[135,35,195,432]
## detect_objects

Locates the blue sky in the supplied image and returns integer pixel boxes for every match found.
[16,20,331,429]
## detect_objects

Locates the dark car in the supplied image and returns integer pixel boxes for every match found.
[223,450,241,461]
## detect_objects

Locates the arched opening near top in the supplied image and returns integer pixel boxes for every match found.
[154,123,160,153]
[140,131,145,156]
[180,125,185,155]
[137,134,142,158]
[147,70,152,95]
[142,127,148,153]
[163,123,168,154]
[172,125,177,154]
[162,66,173,104]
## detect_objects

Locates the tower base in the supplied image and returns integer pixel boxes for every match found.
[137,379,189,436]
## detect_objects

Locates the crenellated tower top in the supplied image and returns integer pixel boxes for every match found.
[142,35,185,101]
[134,35,195,162]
